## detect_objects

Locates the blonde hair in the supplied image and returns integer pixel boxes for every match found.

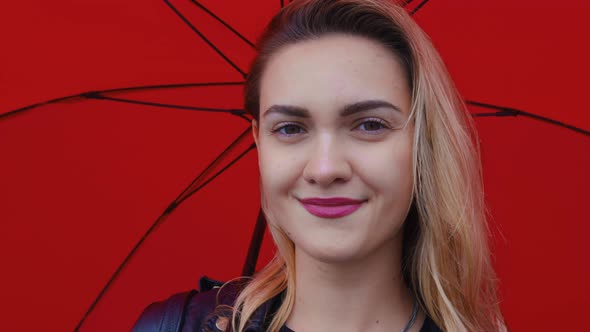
[222,1,508,331]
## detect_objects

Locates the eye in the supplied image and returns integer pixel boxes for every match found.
[271,123,306,137]
[354,118,390,134]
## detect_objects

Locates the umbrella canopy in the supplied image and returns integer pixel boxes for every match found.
[1,1,588,331]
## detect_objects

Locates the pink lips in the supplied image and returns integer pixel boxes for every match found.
[299,197,366,219]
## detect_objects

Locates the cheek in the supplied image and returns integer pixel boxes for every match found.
[357,139,413,194]
[258,146,304,232]
[258,144,300,196]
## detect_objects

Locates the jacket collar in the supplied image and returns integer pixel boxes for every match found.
[213,281,285,332]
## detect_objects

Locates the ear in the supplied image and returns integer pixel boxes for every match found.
[251,119,259,147]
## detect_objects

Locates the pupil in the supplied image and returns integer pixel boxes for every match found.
[366,122,380,131]
[285,125,299,134]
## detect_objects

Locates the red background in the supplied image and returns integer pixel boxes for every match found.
[1,1,589,331]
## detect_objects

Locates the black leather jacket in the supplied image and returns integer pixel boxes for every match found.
[133,280,442,332]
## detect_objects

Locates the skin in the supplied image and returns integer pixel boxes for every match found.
[252,34,424,332]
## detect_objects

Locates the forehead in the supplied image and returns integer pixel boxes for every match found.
[259,33,410,117]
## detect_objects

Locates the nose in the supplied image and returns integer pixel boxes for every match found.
[302,132,352,186]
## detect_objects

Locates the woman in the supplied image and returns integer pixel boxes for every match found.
[135,0,507,331]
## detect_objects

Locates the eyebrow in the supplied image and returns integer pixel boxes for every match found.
[262,99,403,119]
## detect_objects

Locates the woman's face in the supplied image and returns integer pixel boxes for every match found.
[253,34,414,263]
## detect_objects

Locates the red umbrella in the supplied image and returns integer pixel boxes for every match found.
[1,1,588,331]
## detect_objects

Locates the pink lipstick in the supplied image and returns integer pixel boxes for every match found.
[298,197,366,219]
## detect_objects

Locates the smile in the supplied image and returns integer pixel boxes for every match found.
[298,197,366,219]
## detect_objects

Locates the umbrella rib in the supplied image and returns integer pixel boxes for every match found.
[96,81,245,93]
[74,128,255,332]
[172,127,254,206]
[467,100,590,137]
[410,0,430,15]
[190,0,255,48]
[234,112,253,122]
[175,142,256,208]
[242,208,267,277]
[1,94,76,120]
[0,81,245,119]
[163,0,247,78]
[85,93,248,117]
[4,88,587,137]
[99,81,245,94]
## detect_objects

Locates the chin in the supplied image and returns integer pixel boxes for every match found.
[296,239,370,264]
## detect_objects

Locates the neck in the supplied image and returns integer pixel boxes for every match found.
[285,234,416,332]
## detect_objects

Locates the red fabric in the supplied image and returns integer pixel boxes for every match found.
[1,1,588,331]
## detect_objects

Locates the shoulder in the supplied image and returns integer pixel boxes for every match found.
[132,278,246,332]
[182,281,244,332]
[132,290,199,332]
[181,288,219,332]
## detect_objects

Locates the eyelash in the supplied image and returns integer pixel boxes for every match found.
[271,118,391,137]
